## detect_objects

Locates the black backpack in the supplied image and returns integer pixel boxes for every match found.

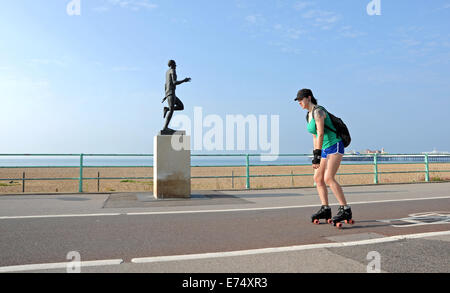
[306,106,351,148]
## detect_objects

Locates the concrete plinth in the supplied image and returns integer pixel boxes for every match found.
[153,132,191,199]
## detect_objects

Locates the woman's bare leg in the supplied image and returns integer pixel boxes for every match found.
[324,154,347,206]
[314,158,329,206]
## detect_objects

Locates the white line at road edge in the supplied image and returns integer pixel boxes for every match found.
[131,230,450,264]
[1,195,449,220]
[128,196,450,216]
[2,231,448,272]
[0,259,124,273]
[0,213,121,220]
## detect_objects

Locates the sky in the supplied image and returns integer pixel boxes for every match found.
[1,0,449,155]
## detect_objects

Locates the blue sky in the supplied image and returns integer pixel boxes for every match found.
[1,0,449,154]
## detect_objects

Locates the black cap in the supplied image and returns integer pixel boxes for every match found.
[295,88,314,101]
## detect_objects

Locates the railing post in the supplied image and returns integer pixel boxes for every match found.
[245,154,250,189]
[425,154,430,182]
[291,170,294,187]
[231,170,234,189]
[79,153,84,193]
[98,171,100,192]
[374,153,378,184]
[22,172,25,193]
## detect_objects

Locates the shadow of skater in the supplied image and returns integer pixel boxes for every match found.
[339,220,393,229]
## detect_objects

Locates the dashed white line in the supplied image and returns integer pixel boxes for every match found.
[0,196,449,220]
[1,232,449,272]
[0,213,121,220]
[127,196,450,216]
[131,230,450,264]
[0,259,124,273]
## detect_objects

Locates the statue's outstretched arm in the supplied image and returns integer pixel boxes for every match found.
[175,78,191,85]
[173,72,191,86]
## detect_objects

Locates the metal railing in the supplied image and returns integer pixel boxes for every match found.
[0,153,449,193]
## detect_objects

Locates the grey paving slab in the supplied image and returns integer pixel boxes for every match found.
[0,193,110,216]
[103,192,252,209]
[327,238,450,273]
[21,248,371,273]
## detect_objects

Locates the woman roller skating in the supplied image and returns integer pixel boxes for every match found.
[295,89,354,228]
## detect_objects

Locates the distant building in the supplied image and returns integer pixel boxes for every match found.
[345,148,387,155]
[421,148,450,155]
[364,148,386,154]
[345,150,358,155]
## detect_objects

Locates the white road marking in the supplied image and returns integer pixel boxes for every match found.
[0,230,450,273]
[0,259,124,273]
[0,213,121,220]
[1,231,449,272]
[131,230,450,264]
[0,195,449,220]
[378,211,450,228]
[126,195,450,216]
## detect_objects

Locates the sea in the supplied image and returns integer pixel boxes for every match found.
[0,154,449,167]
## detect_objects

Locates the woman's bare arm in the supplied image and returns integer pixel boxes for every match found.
[314,108,326,150]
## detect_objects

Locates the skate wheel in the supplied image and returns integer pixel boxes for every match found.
[336,223,343,228]
[313,219,320,225]
[348,219,355,225]
[327,219,333,224]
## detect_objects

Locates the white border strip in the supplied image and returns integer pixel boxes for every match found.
[0,259,123,273]
[131,230,450,264]
[2,231,449,272]
[1,196,449,219]
[127,196,450,216]
[0,213,121,220]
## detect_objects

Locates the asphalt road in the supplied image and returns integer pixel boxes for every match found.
[0,182,449,273]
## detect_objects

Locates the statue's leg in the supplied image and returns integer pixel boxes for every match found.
[163,95,175,130]
[174,96,184,111]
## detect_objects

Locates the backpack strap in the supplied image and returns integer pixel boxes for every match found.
[306,106,337,134]
[306,105,320,123]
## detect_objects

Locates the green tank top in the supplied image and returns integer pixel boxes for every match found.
[307,106,342,150]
